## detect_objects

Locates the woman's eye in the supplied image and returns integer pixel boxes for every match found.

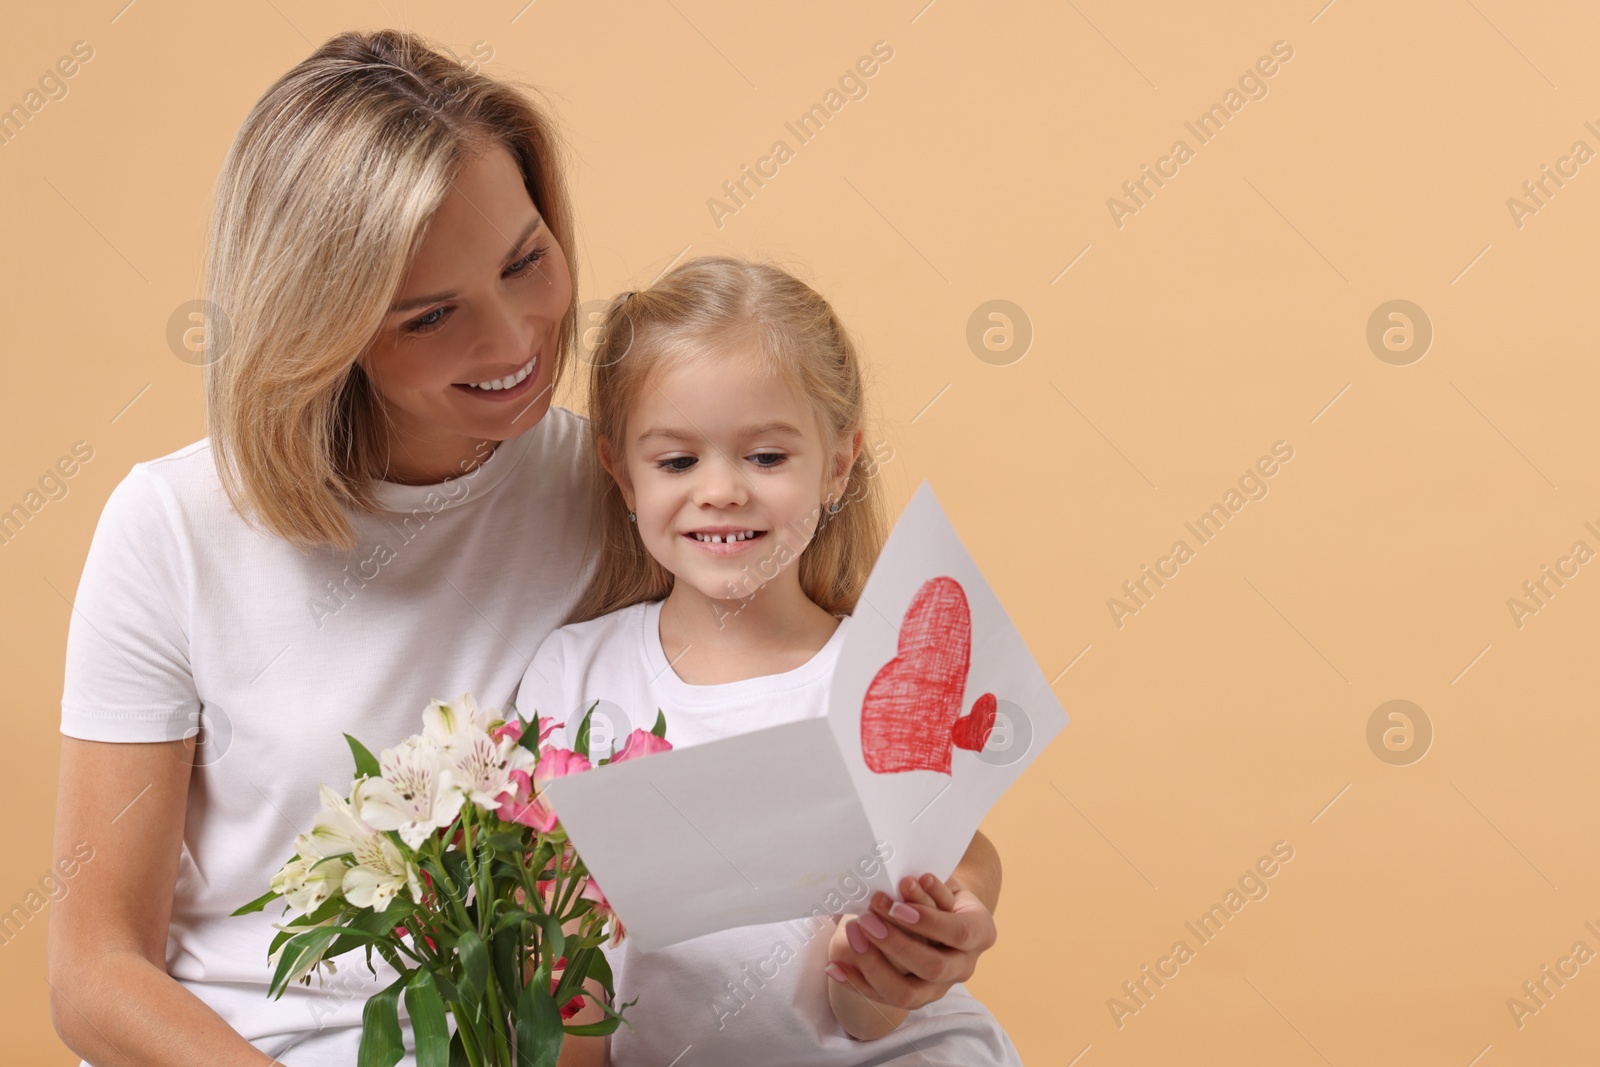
[656,456,696,472]
[402,246,550,335]
[506,245,549,277]
[405,306,450,334]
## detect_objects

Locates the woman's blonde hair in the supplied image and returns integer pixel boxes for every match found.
[567,255,890,624]
[204,29,578,549]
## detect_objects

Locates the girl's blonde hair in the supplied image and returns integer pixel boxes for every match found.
[568,255,890,624]
[204,29,579,549]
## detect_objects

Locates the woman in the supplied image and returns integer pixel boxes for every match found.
[48,29,1005,1066]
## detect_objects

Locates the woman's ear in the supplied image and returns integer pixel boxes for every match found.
[597,435,634,510]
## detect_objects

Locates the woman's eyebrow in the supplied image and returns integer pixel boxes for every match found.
[388,215,544,313]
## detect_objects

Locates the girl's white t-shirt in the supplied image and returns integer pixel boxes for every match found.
[59,405,601,1067]
[515,597,1025,1067]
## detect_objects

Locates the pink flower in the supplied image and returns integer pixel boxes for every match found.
[495,748,591,832]
[579,875,611,917]
[610,729,672,764]
[581,875,627,946]
[490,717,559,746]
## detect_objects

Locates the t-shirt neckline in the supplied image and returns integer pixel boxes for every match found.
[369,421,539,514]
[641,597,849,704]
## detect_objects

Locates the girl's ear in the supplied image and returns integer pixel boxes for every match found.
[597,435,634,509]
[829,429,865,499]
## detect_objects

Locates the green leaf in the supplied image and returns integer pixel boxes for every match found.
[492,908,540,935]
[268,893,347,956]
[561,993,634,1037]
[585,944,614,992]
[542,915,565,975]
[551,946,590,1004]
[516,970,564,1067]
[650,709,667,739]
[439,849,477,906]
[344,733,382,780]
[326,898,417,961]
[357,970,408,1067]
[561,1016,622,1037]
[485,831,531,852]
[517,711,542,758]
[231,888,283,916]
[456,929,491,1032]
[573,701,598,763]
[404,968,451,1067]
[268,925,342,999]
[492,929,520,1023]
[448,1029,471,1067]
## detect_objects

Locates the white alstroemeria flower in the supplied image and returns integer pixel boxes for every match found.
[342,832,425,911]
[422,693,495,745]
[441,725,516,808]
[359,737,466,848]
[270,854,346,913]
[503,737,537,778]
[303,784,380,859]
[267,913,343,984]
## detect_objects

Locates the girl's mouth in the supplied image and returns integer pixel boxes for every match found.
[683,529,767,555]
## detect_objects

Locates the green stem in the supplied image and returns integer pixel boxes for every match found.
[484,971,512,1066]
[452,999,485,1067]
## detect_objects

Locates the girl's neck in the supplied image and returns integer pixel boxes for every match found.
[657,577,841,686]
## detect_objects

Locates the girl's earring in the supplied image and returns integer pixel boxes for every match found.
[827,498,841,514]
[628,511,637,523]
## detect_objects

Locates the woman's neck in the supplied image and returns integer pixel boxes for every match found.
[657,577,841,686]
[380,432,500,486]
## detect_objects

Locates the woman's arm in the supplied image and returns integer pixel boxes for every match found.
[49,736,281,1066]
[824,829,1003,1031]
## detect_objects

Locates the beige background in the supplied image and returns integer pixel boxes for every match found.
[4,0,1598,1063]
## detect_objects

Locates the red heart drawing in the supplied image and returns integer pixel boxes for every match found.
[860,576,997,775]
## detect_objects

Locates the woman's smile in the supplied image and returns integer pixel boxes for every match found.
[452,351,541,402]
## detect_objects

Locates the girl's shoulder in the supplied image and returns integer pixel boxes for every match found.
[531,599,656,666]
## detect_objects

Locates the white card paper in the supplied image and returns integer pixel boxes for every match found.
[543,481,1069,951]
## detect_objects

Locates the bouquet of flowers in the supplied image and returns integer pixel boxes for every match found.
[233,694,670,1067]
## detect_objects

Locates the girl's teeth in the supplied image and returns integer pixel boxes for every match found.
[695,531,758,543]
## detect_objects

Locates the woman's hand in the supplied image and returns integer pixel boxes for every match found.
[826,871,998,1014]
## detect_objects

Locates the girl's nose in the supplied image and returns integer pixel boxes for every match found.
[693,453,750,508]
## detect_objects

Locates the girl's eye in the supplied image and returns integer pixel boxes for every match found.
[655,456,696,473]
[402,246,551,335]
[750,452,786,468]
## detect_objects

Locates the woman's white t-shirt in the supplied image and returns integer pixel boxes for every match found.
[515,597,1025,1067]
[59,406,601,1067]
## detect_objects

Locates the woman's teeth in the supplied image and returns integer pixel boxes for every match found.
[692,531,762,543]
[466,354,537,390]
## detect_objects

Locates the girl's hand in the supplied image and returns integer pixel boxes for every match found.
[826,872,998,1011]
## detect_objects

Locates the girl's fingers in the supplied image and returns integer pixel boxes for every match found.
[847,938,935,1010]
[900,875,935,906]
[872,890,931,936]
[918,872,959,910]
[858,914,965,985]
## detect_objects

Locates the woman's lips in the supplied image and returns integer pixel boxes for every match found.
[453,354,540,402]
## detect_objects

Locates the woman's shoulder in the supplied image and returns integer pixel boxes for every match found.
[93,438,230,537]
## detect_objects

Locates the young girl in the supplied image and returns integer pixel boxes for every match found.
[516,256,1024,1065]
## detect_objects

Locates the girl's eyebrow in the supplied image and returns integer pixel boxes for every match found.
[636,420,806,445]
[388,215,544,314]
